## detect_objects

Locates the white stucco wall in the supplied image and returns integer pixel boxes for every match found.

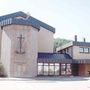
[73,46,90,59]
[38,27,54,53]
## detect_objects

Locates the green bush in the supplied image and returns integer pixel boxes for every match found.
[0,64,6,77]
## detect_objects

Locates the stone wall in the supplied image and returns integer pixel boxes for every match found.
[1,25,38,77]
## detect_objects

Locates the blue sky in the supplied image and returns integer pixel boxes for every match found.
[0,0,90,41]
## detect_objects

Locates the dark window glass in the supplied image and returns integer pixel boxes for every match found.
[61,64,66,75]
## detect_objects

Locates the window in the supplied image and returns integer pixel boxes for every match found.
[66,64,71,75]
[44,63,48,75]
[84,48,89,53]
[79,47,84,53]
[79,47,89,53]
[61,64,66,75]
[38,63,43,75]
[55,63,59,75]
[49,63,54,75]
[38,63,72,76]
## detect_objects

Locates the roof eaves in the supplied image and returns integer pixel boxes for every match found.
[29,16,55,33]
[12,18,40,30]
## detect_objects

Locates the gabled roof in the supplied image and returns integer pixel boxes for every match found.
[38,53,72,63]
[0,11,55,33]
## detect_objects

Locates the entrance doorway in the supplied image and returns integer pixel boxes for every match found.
[72,64,79,76]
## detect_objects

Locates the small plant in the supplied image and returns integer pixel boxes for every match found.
[0,63,6,77]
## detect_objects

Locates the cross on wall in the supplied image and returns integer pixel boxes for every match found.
[16,34,25,54]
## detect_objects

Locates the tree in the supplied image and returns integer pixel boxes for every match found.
[54,38,71,52]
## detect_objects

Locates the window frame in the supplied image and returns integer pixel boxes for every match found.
[79,47,84,53]
[79,47,89,53]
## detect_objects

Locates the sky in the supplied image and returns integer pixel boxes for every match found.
[0,0,90,41]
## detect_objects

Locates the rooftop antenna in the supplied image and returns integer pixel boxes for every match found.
[83,37,86,42]
[74,35,77,42]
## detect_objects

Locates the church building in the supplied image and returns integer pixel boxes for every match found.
[0,11,90,78]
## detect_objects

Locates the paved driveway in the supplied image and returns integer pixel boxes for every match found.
[0,76,90,90]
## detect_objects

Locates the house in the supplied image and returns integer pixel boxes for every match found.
[57,35,90,76]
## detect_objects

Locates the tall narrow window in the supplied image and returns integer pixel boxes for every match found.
[79,47,84,53]
[49,63,54,75]
[66,64,71,75]
[44,63,48,75]
[61,64,66,75]
[38,63,43,75]
[55,63,59,75]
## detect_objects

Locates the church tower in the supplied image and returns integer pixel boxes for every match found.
[0,12,39,77]
[1,25,38,77]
